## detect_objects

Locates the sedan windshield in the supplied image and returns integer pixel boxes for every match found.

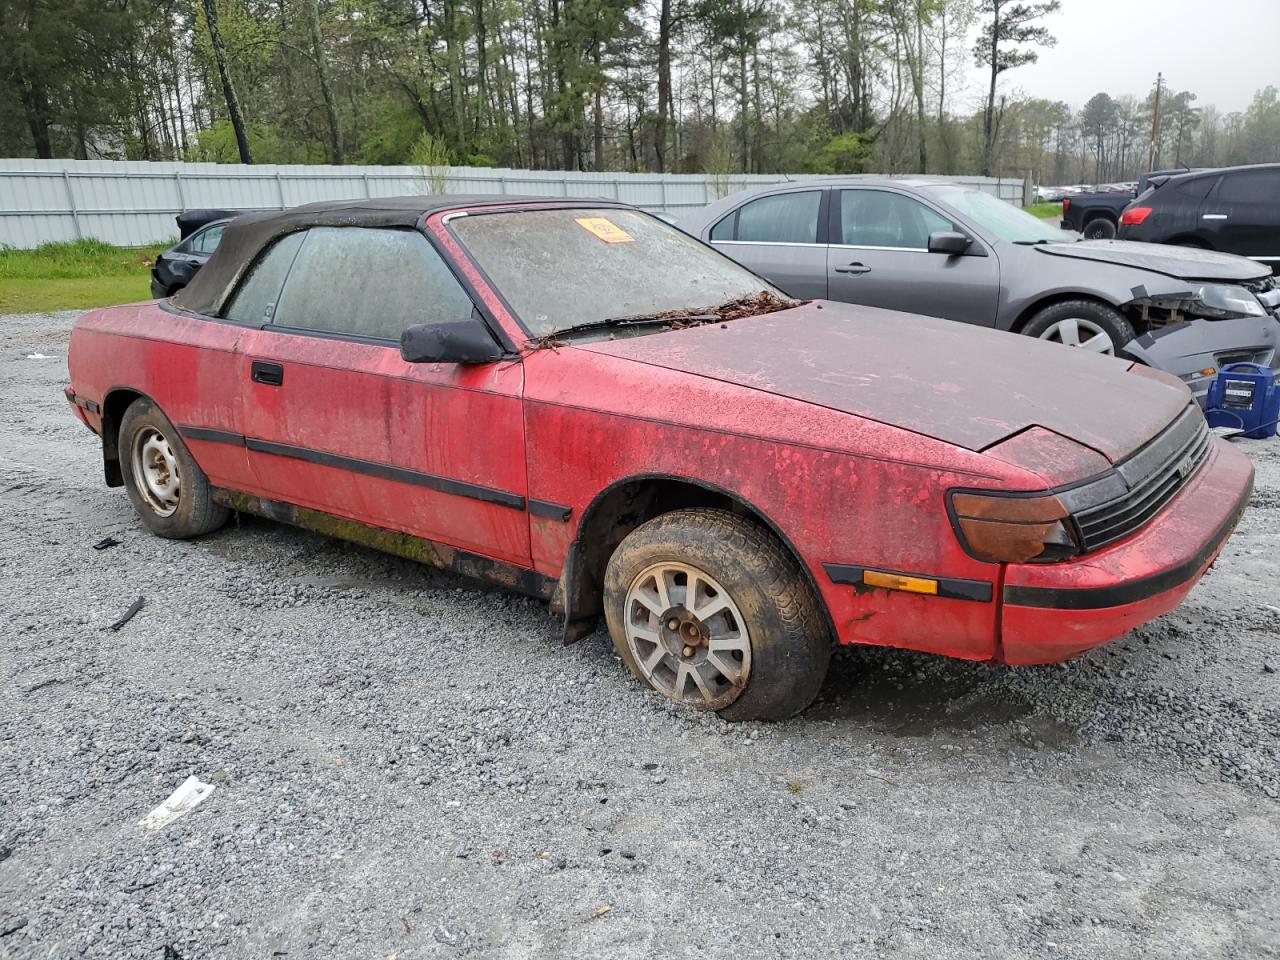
[924,186,1072,244]
[451,207,785,337]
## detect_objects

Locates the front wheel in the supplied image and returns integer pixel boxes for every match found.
[119,398,229,539]
[603,508,830,721]
[1021,299,1136,357]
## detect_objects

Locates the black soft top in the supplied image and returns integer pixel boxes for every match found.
[173,194,550,317]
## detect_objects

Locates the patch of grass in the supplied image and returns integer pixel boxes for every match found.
[0,239,169,314]
[1023,201,1063,220]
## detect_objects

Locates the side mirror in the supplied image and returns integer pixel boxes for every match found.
[400,319,503,364]
[927,231,972,256]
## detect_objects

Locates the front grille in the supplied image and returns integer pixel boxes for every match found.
[1060,408,1212,552]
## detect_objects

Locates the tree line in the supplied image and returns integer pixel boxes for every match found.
[3,0,1280,185]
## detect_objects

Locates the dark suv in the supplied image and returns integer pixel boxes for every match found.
[1118,164,1280,272]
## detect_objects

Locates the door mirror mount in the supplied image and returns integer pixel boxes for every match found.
[927,231,973,256]
[401,320,504,364]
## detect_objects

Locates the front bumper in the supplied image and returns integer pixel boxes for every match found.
[1124,315,1280,406]
[999,437,1254,665]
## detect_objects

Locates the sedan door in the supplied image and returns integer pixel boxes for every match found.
[1200,168,1280,267]
[705,188,829,299]
[228,225,531,567]
[826,188,1001,326]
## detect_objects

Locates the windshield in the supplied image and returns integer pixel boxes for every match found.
[450,207,784,337]
[924,186,1072,244]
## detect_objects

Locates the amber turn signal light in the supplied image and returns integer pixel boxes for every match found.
[949,492,1080,564]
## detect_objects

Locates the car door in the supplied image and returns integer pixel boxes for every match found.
[706,188,829,298]
[1200,168,1280,266]
[230,225,531,566]
[826,188,1001,326]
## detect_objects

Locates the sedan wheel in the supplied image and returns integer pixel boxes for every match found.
[623,561,752,711]
[1036,317,1115,354]
[118,397,229,539]
[131,426,182,516]
[603,508,831,721]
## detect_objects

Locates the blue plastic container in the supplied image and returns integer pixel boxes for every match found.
[1205,362,1280,439]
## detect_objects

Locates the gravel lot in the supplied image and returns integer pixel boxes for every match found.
[2,309,1278,960]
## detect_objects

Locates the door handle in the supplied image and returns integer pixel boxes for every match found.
[1202,214,1229,220]
[834,262,872,275]
[251,360,284,386]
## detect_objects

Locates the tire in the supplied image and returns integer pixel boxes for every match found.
[1081,217,1117,240]
[1021,299,1136,358]
[602,508,831,722]
[118,397,229,539]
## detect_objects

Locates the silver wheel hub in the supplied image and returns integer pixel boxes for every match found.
[1038,317,1115,354]
[623,561,750,710]
[131,427,181,517]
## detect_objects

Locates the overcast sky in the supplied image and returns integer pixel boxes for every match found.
[958,0,1274,114]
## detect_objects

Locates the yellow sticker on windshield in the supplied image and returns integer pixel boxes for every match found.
[575,217,634,244]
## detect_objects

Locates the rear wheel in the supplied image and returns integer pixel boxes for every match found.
[603,508,830,721]
[1082,217,1117,240]
[119,398,229,539]
[1022,300,1136,357]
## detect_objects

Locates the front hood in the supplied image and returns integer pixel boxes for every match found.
[1035,239,1269,283]
[579,302,1191,463]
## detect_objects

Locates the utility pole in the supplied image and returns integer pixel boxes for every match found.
[1146,72,1163,172]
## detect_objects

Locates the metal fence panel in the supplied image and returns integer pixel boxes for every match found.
[0,159,1024,249]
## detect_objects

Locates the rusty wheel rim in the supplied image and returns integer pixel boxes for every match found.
[131,426,181,517]
[1037,317,1115,354]
[624,561,751,710]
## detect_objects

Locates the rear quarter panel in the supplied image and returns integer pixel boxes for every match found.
[69,304,251,487]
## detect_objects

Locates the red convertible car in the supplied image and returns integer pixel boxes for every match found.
[65,196,1254,720]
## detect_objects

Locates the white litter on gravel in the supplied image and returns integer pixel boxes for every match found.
[138,776,215,831]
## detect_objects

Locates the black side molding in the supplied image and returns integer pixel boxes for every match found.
[180,426,244,446]
[244,437,527,510]
[528,499,573,522]
[823,563,994,602]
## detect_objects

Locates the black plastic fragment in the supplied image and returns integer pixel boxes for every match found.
[92,537,121,551]
[108,597,145,633]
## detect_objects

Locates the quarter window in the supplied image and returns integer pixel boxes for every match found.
[1174,177,1217,200]
[270,227,475,341]
[840,190,953,249]
[733,191,822,244]
[223,231,306,325]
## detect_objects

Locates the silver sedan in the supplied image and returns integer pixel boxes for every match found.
[679,178,1280,403]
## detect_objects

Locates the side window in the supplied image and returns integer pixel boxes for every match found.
[840,190,953,249]
[1216,171,1278,205]
[734,191,822,244]
[224,231,307,325]
[192,224,225,254]
[271,227,475,341]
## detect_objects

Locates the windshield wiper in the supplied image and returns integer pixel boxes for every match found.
[548,313,719,341]
[1012,238,1055,245]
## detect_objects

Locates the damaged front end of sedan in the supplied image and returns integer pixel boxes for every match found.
[1118,275,1280,404]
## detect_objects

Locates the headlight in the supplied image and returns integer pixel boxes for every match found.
[1190,283,1266,319]
[949,491,1081,563]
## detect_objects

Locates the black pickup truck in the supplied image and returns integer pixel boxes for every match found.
[1061,190,1130,238]
[1060,171,1199,238]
